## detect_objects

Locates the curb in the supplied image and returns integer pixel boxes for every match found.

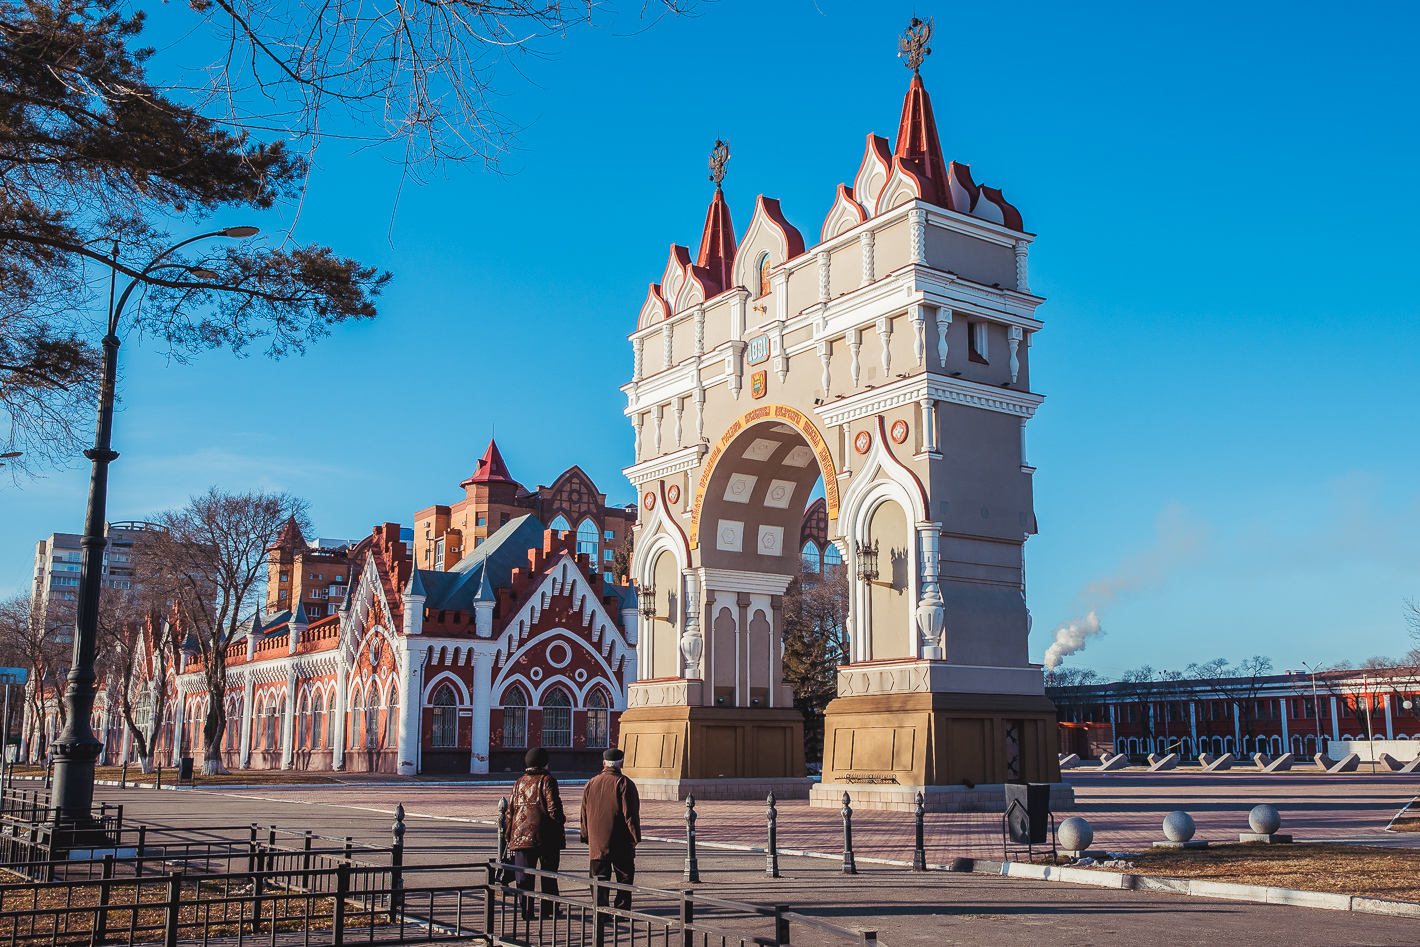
[954,857,1420,918]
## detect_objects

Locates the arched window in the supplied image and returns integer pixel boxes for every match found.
[365,687,379,748]
[823,543,843,569]
[503,687,528,748]
[266,697,280,752]
[312,692,325,749]
[385,685,399,749]
[550,515,571,536]
[757,253,772,297]
[586,690,610,749]
[431,685,457,748]
[577,519,599,562]
[801,541,821,573]
[542,687,572,748]
[297,694,309,750]
[350,688,364,749]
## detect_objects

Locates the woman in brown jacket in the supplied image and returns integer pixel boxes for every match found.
[505,747,567,919]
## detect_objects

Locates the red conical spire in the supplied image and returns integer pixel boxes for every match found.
[461,438,517,487]
[894,73,951,210]
[267,515,305,551]
[696,187,735,294]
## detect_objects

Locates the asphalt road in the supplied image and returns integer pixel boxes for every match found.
[94,784,1419,947]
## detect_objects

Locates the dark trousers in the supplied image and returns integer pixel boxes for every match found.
[589,853,635,911]
[513,848,560,917]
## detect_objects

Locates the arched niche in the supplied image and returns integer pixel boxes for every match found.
[650,550,681,680]
[866,498,912,660]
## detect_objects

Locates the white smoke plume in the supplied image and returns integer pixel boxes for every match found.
[1041,503,1210,670]
[1043,611,1103,671]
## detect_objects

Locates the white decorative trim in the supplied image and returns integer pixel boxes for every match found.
[623,445,704,486]
[816,372,1044,427]
[696,567,795,597]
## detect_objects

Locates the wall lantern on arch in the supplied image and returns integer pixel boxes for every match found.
[638,584,657,620]
[855,539,879,583]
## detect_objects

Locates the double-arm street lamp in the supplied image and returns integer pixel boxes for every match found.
[51,227,258,825]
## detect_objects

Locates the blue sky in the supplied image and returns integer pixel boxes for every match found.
[3,1,1417,677]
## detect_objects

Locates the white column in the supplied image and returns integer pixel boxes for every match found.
[919,399,938,455]
[1188,702,1197,757]
[171,683,185,766]
[935,308,952,368]
[1385,693,1394,739]
[915,525,944,660]
[859,230,875,285]
[396,646,419,776]
[1281,694,1290,747]
[470,651,493,775]
[1330,696,1340,742]
[239,677,255,769]
[680,570,703,678]
[333,662,349,771]
[281,672,297,770]
[1231,702,1240,752]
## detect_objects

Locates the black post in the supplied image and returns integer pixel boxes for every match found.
[95,852,114,943]
[333,863,349,947]
[482,862,495,937]
[765,791,780,878]
[683,794,700,882]
[154,766,160,791]
[247,823,258,874]
[840,792,857,875]
[119,761,127,790]
[163,871,182,947]
[912,791,927,872]
[496,797,508,868]
[390,803,405,914]
[135,824,146,877]
[301,830,313,892]
[773,905,790,947]
[678,890,694,947]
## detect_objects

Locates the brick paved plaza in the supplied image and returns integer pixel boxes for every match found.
[90,773,1420,946]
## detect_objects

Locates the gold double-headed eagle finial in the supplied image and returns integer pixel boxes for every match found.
[898,16,933,73]
[708,139,730,189]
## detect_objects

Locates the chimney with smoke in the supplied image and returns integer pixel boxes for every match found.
[1043,611,1104,670]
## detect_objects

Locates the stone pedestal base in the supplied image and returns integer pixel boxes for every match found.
[1239,832,1293,843]
[616,704,805,782]
[1153,840,1210,849]
[634,777,814,801]
[820,691,1063,789]
[810,780,1075,812]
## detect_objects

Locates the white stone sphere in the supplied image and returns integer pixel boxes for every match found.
[1059,816,1094,852]
[1162,810,1196,843]
[1249,804,1281,835]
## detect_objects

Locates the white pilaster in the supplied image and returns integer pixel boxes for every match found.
[281,672,296,770]
[470,651,493,775]
[859,230,875,286]
[816,250,830,303]
[397,645,419,776]
[1014,239,1030,293]
[680,570,703,678]
[333,662,349,771]
[239,677,255,768]
[935,308,952,368]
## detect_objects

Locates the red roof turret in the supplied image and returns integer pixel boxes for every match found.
[266,516,306,552]
[893,73,953,212]
[461,438,518,488]
[696,186,735,296]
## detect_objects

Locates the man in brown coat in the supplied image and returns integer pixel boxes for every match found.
[505,748,566,919]
[579,748,640,910]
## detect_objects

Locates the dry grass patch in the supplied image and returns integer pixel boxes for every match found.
[6,767,343,787]
[1111,843,1420,902]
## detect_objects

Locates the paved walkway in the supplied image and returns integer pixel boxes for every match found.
[149,771,1420,864]
[93,781,1420,946]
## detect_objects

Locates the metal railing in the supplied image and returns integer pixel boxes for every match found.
[483,861,881,947]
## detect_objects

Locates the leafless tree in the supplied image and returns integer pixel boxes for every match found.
[781,558,848,765]
[133,488,311,774]
[1186,655,1275,754]
[94,583,177,772]
[0,592,69,761]
[1406,598,1420,643]
[188,0,692,172]
[1044,667,1100,723]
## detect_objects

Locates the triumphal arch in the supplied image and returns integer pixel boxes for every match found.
[619,21,1065,809]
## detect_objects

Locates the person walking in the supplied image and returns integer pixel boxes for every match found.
[505,747,566,920]
[579,748,641,911]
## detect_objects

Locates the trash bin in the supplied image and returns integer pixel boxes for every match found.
[1004,782,1051,844]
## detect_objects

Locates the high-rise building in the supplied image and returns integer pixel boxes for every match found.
[264,520,358,619]
[30,521,161,642]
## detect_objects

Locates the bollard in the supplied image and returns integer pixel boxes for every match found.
[154,766,161,791]
[912,791,927,871]
[44,759,51,789]
[496,797,509,868]
[120,761,127,789]
[841,792,857,875]
[683,794,700,882]
[390,803,406,914]
[765,791,780,878]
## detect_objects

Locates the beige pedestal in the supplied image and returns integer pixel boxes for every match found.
[815,691,1062,809]
[617,705,806,797]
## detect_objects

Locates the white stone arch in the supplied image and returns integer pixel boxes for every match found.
[632,479,691,681]
[732,196,805,292]
[422,670,469,707]
[836,415,930,663]
[520,628,623,702]
[495,675,534,706]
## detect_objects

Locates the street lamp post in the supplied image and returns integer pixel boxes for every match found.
[50,228,257,826]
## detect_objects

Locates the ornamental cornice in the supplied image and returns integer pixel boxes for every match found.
[622,445,706,486]
[815,372,1044,427]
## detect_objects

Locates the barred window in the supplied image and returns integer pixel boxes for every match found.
[365,691,379,748]
[297,694,309,749]
[312,692,325,749]
[350,690,363,748]
[542,688,572,748]
[431,685,457,748]
[385,686,399,749]
[586,690,609,749]
[503,687,527,748]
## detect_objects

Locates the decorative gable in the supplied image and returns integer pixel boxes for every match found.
[731,196,806,292]
[637,284,670,330]
[660,245,692,313]
[852,134,893,218]
[821,184,868,242]
[876,156,938,215]
[674,263,718,312]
